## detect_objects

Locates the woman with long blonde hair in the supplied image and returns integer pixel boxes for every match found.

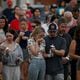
[28,27,46,80]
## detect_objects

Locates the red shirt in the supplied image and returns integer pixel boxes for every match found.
[27,21,32,31]
[10,19,32,31]
[26,10,33,18]
[10,19,20,31]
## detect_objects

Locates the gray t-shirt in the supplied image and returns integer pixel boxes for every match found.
[44,35,66,75]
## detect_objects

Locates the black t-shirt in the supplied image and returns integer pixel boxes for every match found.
[44,35,66,75]
[3,8,14,23]
[76,39,80,56]
[0,53,2,62]
[19,31,31,49]
[58,33,72,57]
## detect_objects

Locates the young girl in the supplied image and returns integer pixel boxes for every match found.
[1,30,23,80]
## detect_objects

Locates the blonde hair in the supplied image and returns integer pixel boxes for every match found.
[64,11,73,18]
[30,27,45,38]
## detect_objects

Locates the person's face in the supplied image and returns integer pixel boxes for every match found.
[51,8,56,13]
[44,5,49,11]
[58,23,66,33]
[37,31,45,39]
[0,19,6,29]
[31,23,36,30]
[15,7,21,15]
[6,32,14,41]
[61,1,65,7]
[70,1,77,8]
[7,1,13,8]
[48,30,57,37]
[65,16,72,23]
[20,21,27,30]
[34,9,40,17]
[35,31,45,40]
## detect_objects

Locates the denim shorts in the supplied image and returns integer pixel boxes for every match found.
[22,49,30,61]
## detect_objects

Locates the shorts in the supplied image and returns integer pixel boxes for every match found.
[22,49,30,61]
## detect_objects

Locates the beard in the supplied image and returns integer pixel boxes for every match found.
[60,30,65,34]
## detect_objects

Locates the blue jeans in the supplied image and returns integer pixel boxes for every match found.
[45,73,64,80]
[28,58,46,80]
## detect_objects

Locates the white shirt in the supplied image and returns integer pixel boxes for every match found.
[0,29,6,43]
[28,38,45,59]
[42,23,49,35]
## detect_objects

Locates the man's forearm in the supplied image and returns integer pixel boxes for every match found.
[53,49,65,57]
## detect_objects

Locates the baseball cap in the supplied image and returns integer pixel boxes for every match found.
[21,4,28,10]
[50,4,57,9]
[48,23,58,32]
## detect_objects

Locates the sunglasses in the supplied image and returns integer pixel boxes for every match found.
[48,30,56,33]
[32,25,36,28]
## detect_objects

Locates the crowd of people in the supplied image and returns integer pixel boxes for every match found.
[0,0,80,80]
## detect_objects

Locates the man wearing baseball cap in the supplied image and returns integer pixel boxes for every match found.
[44,22,66,80]
[48,22,58,31]
[50,4,57,17]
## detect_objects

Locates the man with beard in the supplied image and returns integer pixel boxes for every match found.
[44,22,66,80]
[58,17,72,80]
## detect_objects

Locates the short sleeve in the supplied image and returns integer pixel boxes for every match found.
[60,38,66,51]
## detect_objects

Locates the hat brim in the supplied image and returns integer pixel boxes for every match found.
[48,30,57,32]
